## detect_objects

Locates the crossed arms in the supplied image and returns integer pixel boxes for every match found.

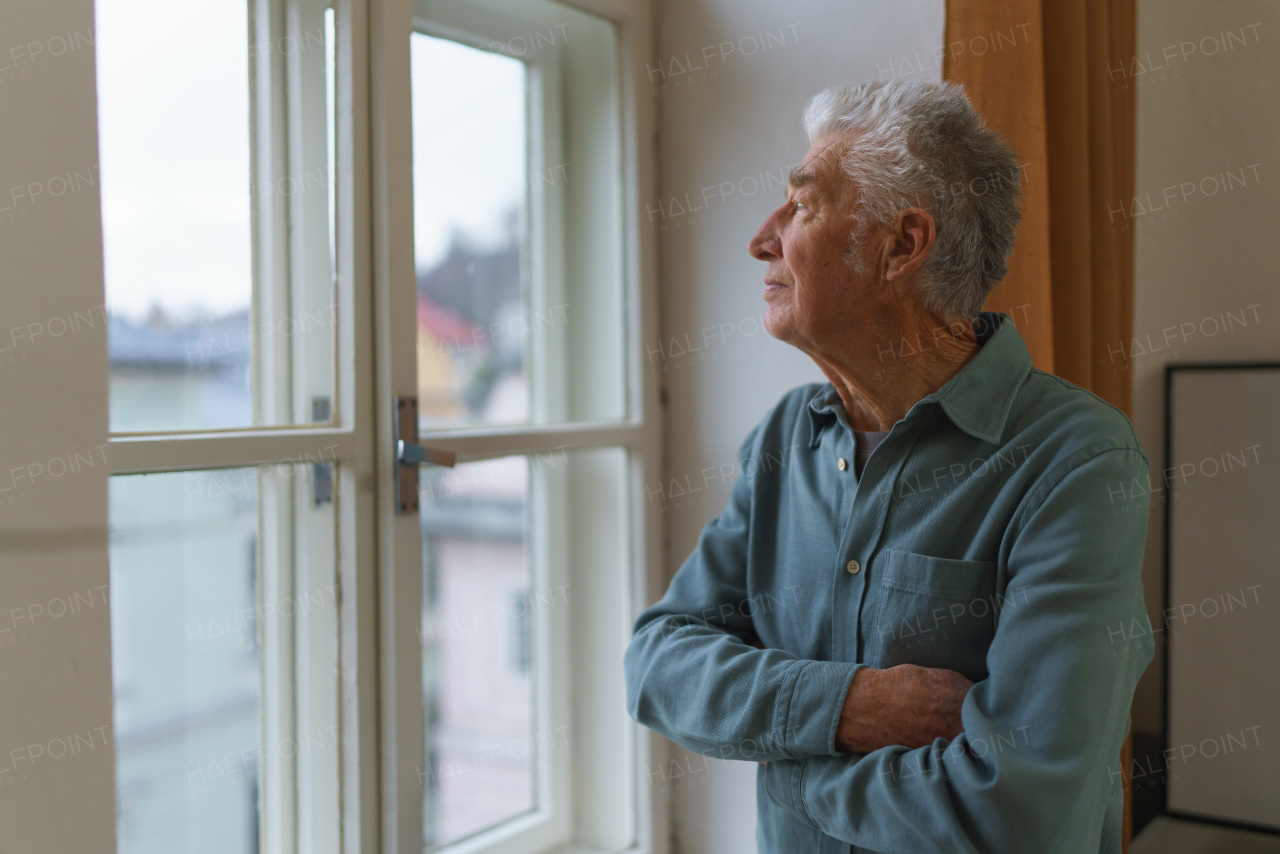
[624,441,1155,853]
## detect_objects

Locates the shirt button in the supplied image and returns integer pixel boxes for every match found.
[837,458,847,471]
[846,560,861,574]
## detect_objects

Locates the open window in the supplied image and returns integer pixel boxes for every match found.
[99,0,346,850]
[401,2,650,851]
[96,0,659,851]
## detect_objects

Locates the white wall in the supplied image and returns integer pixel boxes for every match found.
[651,2,943,849]
[1129,0,1279,735]
[0,0,116,849]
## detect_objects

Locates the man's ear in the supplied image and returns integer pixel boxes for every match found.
[883,208,936,282]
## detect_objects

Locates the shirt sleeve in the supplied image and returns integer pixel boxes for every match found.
[763,445,1156,853]
[625,421,863,763]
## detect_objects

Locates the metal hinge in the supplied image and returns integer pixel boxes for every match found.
[311,396,334,505]
[394,396,456,515]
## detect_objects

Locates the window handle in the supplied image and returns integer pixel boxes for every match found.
[393,396,454,516]
[397,439,456,468]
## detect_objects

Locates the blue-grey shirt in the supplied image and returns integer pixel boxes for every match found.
[625,311,1155,854]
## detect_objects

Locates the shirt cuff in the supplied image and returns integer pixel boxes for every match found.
[782,660,864,757]
[764,757,813,826]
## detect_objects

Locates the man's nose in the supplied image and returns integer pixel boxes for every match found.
[749,211,781,260]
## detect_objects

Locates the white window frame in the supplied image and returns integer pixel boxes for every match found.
[94,0,665,851]
[370,0,665,853]
[106,0,358,850]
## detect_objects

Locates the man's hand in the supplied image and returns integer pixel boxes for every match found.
[835,664,972,754]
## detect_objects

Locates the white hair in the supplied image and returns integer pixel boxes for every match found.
[803,79,1023,322]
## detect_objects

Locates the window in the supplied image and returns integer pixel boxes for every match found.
[93,0,661,851]
[409,0,628,429]
[99,0,338,433]
[419,457,537,847]
[398,2,651,851]
[410,35,530,425]
[110,470,264,853]
[99,0,346,850]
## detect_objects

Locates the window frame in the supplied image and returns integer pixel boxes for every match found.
[372,0,665,853]
[104,0,359,850]
[98,0,667,850]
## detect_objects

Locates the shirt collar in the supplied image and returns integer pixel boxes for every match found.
[805,310,1033,448]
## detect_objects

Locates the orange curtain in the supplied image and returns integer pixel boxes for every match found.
[944,0,1136,416]
[944,0,1138,847]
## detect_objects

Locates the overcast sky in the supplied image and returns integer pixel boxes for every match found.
[97,1,524,323]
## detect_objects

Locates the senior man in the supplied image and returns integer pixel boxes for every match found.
[625,79,1155,853]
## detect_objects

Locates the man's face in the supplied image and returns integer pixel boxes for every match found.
[749,135,884,358]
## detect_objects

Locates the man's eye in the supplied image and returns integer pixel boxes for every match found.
[794,201,806,211]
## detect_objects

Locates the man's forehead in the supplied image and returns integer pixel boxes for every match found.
[788,136,850,191]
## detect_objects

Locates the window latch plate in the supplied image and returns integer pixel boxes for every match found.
[394,396,456,516]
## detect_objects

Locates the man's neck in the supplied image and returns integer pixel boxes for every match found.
[814,317,982,433]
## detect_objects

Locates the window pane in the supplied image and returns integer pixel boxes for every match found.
[420,456,535,847]
[110,469,261,853]
[410,0,627,429]
[411,34,531,427]
[97,0,337,431]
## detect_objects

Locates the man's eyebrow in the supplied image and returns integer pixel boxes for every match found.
[787,167,818,192]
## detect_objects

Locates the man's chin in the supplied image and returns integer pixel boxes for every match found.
[761,308,793,344]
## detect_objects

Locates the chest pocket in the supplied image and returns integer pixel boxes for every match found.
[868,549,999,682]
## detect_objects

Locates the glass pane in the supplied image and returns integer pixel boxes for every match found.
[97,0,336,431]
[410,1,627,428]
[420,456,534,848]
[411,34,530,427]
[110,469,261,853]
